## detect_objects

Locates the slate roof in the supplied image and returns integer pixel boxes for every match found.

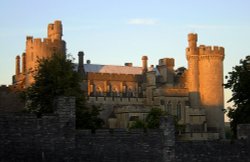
[74,63,160,75]
[84,64,143,74]
[72,63,142,75]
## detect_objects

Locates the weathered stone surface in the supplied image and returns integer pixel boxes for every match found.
[237,124,250,140]
[175,141,250,162]
[1,97,250,162]
[0,97,175,162]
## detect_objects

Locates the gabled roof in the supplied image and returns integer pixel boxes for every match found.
[84,64,142,75]
[83,64,143,75]
[74,63,160,75]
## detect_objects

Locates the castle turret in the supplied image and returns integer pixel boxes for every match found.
[142,56,148,73]
[186,33,200,109]
[186,33,225,138]
[166,58,175,85]
[48,20,63,41]
[23,20,66,88]
[158,58,175,85]
[198,45,225,138]
[146,69,156,105]
[15,55,20,76]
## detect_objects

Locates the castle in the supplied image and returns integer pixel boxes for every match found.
[13,20,66,88]
[13,20,225,140]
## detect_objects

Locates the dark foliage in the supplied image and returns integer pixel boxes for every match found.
[224,56,250,137]
[129,108,165,129]
[25,54,103,129]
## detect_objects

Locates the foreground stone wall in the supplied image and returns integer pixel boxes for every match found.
[237,124,250,140]
[0,85,24,112]
[0,97,76,161]
[175,141,250,162]
[1,96,250,162]
[75,129,163,162]
[0,97,175,162]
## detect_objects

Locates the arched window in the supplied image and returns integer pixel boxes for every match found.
[177,101,182,120]
[90,84,95,96]
[31,52,34,61]
[167,101,172,114]
[122,85,127,97]
[127,87,133,97]
[107,84,112,97]
[96,86,103,96]
[123,85,127,93]
[112,87,119,97]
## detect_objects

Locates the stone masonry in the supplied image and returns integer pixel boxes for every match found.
[0,97,175,162]
[1,97,250,161]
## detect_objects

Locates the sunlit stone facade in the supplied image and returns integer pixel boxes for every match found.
[12,21,225,140]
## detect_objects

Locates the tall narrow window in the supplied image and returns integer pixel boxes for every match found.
[167,101,172,115]
[127,87,133,97]
[177,101,182,120]
[31,53,34,61]
[96,87,103,96]
[112,87,119,97]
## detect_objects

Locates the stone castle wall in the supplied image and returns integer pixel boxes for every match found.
[237,124,250,140]
[1,97,250,162]
[0,97,175,162]
[175,141,250,162]
[0,85,24,112]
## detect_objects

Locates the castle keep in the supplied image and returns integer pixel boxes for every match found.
[13,20,66,88]
[12,21,225,140]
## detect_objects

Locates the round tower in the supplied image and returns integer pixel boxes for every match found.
[186,33,200,108]
[142,55,148,73]
[198,46,225,138]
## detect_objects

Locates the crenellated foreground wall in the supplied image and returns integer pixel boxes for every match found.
[0,97,175,162]
[175,141,250,162]
[0,97,250,162]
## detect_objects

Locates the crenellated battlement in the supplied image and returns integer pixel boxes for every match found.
[158,58,175,67]
[47,20,62,41]
[26,37,64,45]
[198,45,224,56]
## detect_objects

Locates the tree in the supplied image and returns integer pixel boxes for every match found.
[76,105,104,130]
[224,55,250,137]
[25,54,81,115]
[129,108,165,129]
[146,108,165,128]
[25,54,103,129]
[129,119,147,129]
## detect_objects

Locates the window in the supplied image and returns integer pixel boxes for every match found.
[96,86,103,96]
[112,87,119,97]
[167,101,172,114]
[177,101,182,120]
[31,53,34,61]
[127,87,133,97]
[123,85,127,93]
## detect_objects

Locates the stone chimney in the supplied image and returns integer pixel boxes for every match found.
[142,56,148,73]
[124,63,133,67]
[22,53,26,73]
[78,51,85,74]
[15,55,20,75]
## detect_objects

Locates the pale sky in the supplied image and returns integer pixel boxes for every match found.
[0,0,250,120]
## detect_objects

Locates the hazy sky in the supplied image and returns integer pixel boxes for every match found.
[0,0,250,115]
